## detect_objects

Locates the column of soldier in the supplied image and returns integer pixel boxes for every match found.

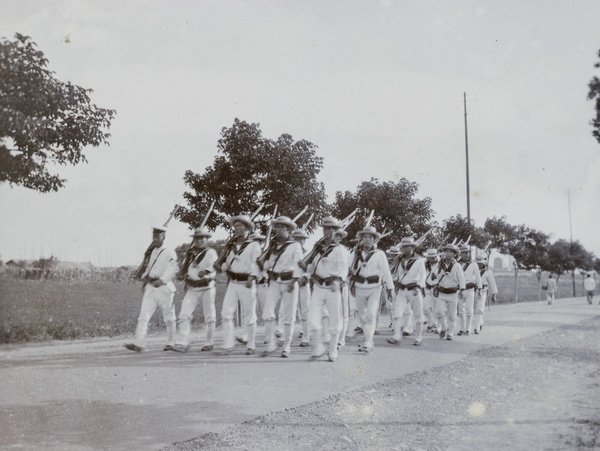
[124,206,498,363]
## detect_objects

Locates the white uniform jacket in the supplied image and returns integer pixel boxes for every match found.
[186,247,218,289]
[349,247,394,289]
[435,259,466,292]
[391,255,426,290]
[221,238,262,279]
[142,245,178,292]
[480,268,498,295]
[263,240,304,281]
[462,261,482,290]
[424,260,439,290]
[308,243,348,282]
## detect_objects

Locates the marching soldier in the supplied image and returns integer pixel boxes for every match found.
[291,228,312,347]
[423,248,440,333]
[335,229,351,349]
[349,226,394,353]
[433,243,465,341]
[260,216,303,358]
[387,237,426,346]
[304,217,349,362]
[216,215,262,355]
[473,253,497,333]
[457,244,482,336]
[172,228,218,353]
[125,225,178,352]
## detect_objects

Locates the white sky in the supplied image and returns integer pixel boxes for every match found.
[1,0,599,266]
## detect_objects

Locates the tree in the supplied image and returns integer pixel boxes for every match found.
[0,33,116,192]
[441,215,490,251]
[588,48,600,145]
[484,216,549,302]
[330,177,434,249]
[178,119,328,233]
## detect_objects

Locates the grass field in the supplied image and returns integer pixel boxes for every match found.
[0,271,590,344]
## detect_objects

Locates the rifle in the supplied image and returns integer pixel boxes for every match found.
[177,201,215,280]
[414,227,435,247]
[133,204,180,281]
[435,234,450,251]
[292,206,308,223]
[301,213,314,231]
[257,205,279,269]
[214,203,265,271]
[298,209,358,271]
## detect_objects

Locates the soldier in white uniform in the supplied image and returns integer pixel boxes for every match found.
[125,226,178,352]
[260,216,303,358]
[173,228,218,353]
[217,215,262,355]
[291,228,312,347]
[335,229,351,349]
[304,217,349,362]
[423,248,440,333]
[433,243,466,341]
[457,244,482,336]
[473,253,497,334]
[349,226,393,353]
[387,237,426,346]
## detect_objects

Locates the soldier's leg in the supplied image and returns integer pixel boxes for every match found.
[263,283,280,353]
[298,283,311,345]
[362,286,382,351]
[338,284,349,347]
[220,283,239,350]
[434,296,448,337]
[410,289,424,345]
[401,301,413,335]
[241,283,258,352]
[158,290,177,346]
[325,288,343,361]
[280,281,299,355]
[473,291,486,333]
[308,286,327,357]
[176,289,200,347]
[133,286,159,348]
[201,287,217,346]
[446,295,459,339]
[464,289,475,335]
[390,289,408,342]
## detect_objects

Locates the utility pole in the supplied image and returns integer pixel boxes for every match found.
[464,92,471,223]
[568,190,576,297]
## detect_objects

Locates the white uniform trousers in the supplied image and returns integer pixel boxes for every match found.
[423,288,438,329]
[308,283,342,357]
[355,285,382,350]
[298,281,311,343]
[435,292,459,338]
[338,283,350,346]
[134,284,176,347]
[177,286,216,347]
[401,302,413,334]
[473,289,487,332]
[459,288,475,333]
[221,281,257,350]
[392,288,424,342]
[263,280,299,353]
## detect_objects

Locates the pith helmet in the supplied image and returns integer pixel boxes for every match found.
[386,246,401,255]
[335,229,348,239]
[398,236,418,247]
[291,229,309,239]
[423,248,438,258]
[190,227,211,238]
[440,243,460,254]
[229,215,254,231]
[319,216,341,229]
[357,226,381,240]
[270,215,297,230]
[476,254,488,263]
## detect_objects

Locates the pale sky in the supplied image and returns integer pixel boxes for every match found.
[1,0,599,266]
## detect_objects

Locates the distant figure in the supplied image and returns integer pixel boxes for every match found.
[545,274,557,305]
[583,273,596,305]
[125,226,178,352]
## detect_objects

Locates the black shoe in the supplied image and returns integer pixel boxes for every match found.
[355,327,364,334]
[402,331,411,336]
[245,348,255,355]
[125,343,142,352]
[200,345,213,352]
[299,341,310,347]
[457,330,464,336]
[439,330,446,339]
[473,329,479,335]
[163,344,175,351]
[465,331,469,336]
[281,351,289,358]
[235,336,248,345]
[173,344,190,353]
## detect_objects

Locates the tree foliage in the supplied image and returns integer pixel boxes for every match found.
[0,33,116,192]
[441,215,490,250]
[330,177,434,249]
[588,48,600,145]
[178,119,328,233]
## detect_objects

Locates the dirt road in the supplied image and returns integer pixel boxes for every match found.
[1,298,598,450]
